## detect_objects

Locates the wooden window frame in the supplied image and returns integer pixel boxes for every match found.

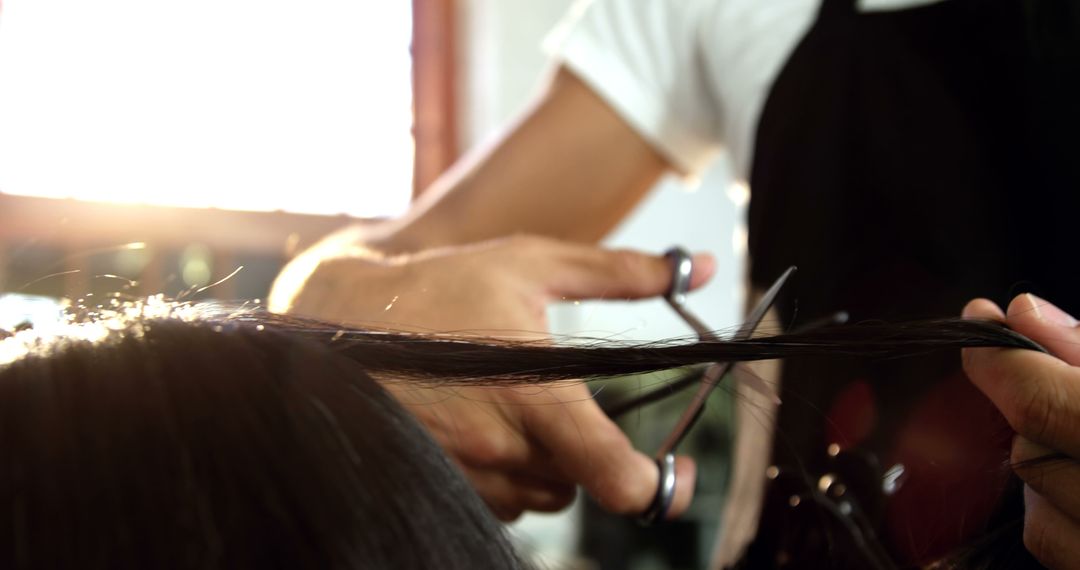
[411,0,459,197]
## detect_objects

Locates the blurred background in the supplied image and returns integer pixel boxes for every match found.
[0,1,745,567]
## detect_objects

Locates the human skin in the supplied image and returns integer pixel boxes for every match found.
[269,67,711,520]
[271,234,714,520]
[963,294,1080,569]
[354,68,671,253]
[244,44,1080,561]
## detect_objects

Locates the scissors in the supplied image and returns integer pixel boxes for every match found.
[636,247,796,525]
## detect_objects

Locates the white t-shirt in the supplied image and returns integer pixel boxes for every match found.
[545,0,944,179]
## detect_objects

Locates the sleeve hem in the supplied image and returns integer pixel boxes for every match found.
[545,30,720,176]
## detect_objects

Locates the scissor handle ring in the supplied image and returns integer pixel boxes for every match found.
[639,453,677,526]
[664,247,694,307]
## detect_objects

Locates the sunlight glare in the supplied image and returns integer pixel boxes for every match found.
[0,0,414,217]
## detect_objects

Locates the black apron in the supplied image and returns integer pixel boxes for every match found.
[739,0,1079,567]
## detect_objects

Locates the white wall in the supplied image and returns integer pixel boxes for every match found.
[457,0,574,149]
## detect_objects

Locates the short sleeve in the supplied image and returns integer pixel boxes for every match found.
[544,0,724,176]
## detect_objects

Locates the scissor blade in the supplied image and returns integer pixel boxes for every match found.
[655,266,795,457]
[721,265,795,404]
[734,265,796,341]
[669,303,720,341]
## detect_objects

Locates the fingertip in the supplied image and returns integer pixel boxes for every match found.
[962,298,1005,321]
[1001,294,1080,364]
[960,299,1004,387]
[1007,293,1043,321]
[1009,293,1078,328]
[689,253,717,290]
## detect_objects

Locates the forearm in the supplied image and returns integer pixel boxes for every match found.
[362,68,671,254]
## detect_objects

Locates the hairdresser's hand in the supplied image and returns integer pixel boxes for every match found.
[269,234,714,520]
[272,234,712,335]
[963,294,1080,569]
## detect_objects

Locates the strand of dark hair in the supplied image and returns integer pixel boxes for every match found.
[235,312,1043,385]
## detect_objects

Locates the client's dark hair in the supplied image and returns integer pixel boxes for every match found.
[0,306,525,569]
[0,301,1054,569]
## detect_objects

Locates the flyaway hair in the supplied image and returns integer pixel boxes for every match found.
[0,300,1060,569]
[0,305,527,570]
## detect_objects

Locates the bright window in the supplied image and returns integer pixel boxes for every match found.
[0,0,414,217]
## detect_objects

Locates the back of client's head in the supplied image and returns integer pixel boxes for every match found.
[0,299,1049,569]
[0,311,523,569]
